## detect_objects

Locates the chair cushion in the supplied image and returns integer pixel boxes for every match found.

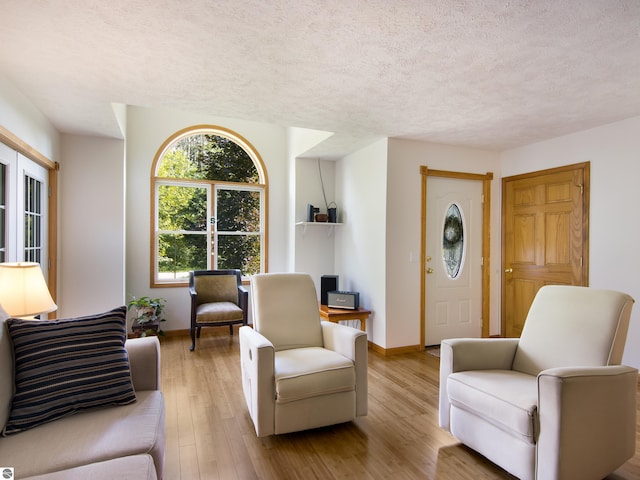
[447,370,538,443]
[196,302,244,323]
[195,275,238,304]
[275,347,355,403]
[2,306,136,435]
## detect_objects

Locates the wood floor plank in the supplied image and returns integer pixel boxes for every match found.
[160,329,640,480]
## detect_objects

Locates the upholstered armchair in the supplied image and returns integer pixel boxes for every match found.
[189,269,248,351]
[439,285,637,480]
[239,272,368,437]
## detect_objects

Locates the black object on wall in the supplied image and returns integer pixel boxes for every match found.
[307,204,319,222]
[320,275,339,305]
[328,207,337,223]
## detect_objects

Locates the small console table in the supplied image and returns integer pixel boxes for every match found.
[319,304,371,332]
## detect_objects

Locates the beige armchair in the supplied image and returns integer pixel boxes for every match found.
[189,269,248,351]
[239,272,368,437]
[439,285,637,480]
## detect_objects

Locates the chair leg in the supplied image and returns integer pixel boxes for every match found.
[189,327,196,352]
[197,326,202,338]
[229,324,234,335]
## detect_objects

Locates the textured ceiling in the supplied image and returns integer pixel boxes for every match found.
[1,0,640,157]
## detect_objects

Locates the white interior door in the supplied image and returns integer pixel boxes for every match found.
[425,177,482,346]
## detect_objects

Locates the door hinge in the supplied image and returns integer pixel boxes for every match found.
[480,256,484,267]
[481,194,485,204]
[580,256,583,267]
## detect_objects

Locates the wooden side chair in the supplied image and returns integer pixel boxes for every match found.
[189,269,248,351]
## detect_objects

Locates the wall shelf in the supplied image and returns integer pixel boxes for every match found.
[296,222,344,236]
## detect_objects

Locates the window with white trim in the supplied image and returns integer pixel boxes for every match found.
[151,126,267,286]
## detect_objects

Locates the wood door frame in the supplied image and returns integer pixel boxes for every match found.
[420,167,493,347]
[500,161,590,336]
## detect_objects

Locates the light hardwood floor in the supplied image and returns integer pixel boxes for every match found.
[161,328,640,480]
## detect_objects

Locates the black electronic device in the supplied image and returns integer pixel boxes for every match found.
[328,207,337,223]
[327,291,360,310]
[307,204,319,222]
[320,275,339,305]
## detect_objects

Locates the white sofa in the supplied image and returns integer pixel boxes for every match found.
[0,308,165,479]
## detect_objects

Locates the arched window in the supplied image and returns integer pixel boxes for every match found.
[151,125,268,286]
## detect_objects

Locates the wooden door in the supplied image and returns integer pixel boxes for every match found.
[502,163,589,337]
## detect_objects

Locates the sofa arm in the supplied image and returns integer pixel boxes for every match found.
[125,336,161,391]
[537,365,638,480]
[439,338,519,430]
[321,321,368,416]
[239,326,275,437]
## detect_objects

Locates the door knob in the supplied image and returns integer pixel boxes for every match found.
[504,268,513,273]
[426,268,434,274]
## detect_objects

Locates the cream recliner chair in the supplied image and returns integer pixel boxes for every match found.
[239,272,368,437]
[439,285,637,480]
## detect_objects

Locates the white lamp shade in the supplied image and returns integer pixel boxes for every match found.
[0,262,57,317]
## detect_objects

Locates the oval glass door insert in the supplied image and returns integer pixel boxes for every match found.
[442,203,464,279]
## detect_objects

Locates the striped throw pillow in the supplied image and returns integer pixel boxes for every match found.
[2,306,136,436]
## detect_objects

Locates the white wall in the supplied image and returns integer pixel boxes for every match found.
[58,134,125,317]
[501,115,640,369]
[385,139,501,348]
[288,127,338,290]
[125,106,289,332]
[335,139,388,345]
[294,157,339,293]
[0,74,60,162]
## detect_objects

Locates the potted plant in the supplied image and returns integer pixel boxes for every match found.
[127,296,166,337]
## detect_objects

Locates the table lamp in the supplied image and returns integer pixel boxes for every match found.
[0,262,57,318]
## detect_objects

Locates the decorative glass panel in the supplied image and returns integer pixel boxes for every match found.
[442,203,464,279]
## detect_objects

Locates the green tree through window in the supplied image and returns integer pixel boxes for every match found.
[152,128,266,285]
